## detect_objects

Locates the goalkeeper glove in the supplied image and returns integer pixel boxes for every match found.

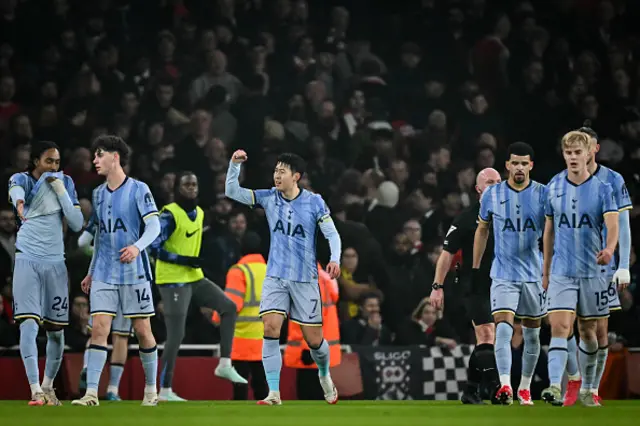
[612,269,630,287]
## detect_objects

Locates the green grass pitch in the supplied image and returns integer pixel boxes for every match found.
[3,400,640,426]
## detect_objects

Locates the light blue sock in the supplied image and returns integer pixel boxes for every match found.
[44,330,64,385]
[83,349,89,369]
[566,335,580,377]
[495,322,513,383]
[578,339,598,390]
[592,347,608,391]
[86,345,108,392]
[109,363,125,390]
[262,337,282,392]
[548,337,568,387]
[139,346,158,387]
[310,339,330,377]
[19,320,40,385]
[521,326,540,380]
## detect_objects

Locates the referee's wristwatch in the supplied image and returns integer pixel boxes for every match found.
[432,283,444,291]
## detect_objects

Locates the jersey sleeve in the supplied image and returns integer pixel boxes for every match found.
[613,173,632,211]
[313,194,332,223]
[135,182,159,219]
[600,183,618,216]
[478,188,493,223]
[443,215,465,254]
[8,173,27,204]
[253,188,275,208]
[63,175,81,207]
[544,185,554,218]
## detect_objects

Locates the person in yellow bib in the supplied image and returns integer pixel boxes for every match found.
[150,171,247,402]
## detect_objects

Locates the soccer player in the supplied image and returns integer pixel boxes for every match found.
[150,171,247,402]
[77,225,131,401]
[225,150,342,406]
[72,135,161,407]
[429,168,502,405]
[561,124,633,406]
[541,131,619,407]
[473,142,546,406]
[8,141,84,405]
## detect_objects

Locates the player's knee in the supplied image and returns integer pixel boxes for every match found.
[262,315,283,338]
[493,313,514,326]
[132,318,152,337]
[577,320,597,342]
[301,327,323,348]
[474,323,495,344]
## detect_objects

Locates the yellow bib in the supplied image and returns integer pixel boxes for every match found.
[155,203,205,284]
[234,262,267,340]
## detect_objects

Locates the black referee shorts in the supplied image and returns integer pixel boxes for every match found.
[465,279,493,326]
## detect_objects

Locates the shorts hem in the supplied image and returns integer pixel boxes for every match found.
[577,313,610,320]
[42,316,69,326]
[289,317,323,326]
[491,308,516,316]
[609,306,622,311]
[14,313,42,322]
[471,319,494,327]
[515,313,547,320]
[259,309,288,318]
[91,311,117,316]
[112,330,134,336]
[548,308,576,314]
[124,312,155,318]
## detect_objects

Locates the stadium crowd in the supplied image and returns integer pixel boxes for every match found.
[1,0,640,354]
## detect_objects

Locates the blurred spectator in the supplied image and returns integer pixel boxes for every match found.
[0,293,17,347]
[65,294,90,351]
[0,206,16,283]
[340,292,392,346]
[394,297,458,349]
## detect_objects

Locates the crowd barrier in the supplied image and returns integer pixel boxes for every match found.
[1,345,638,400]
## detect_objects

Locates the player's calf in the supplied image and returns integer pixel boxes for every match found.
[132,318,159,404]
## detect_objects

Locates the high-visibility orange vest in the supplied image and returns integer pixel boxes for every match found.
[213,253,266,361]
[284,264,341,368]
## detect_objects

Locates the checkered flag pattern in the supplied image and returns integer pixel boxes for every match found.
[422,345,475,400]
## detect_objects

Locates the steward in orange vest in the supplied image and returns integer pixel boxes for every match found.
[284,263,341,400]
[212,233,268,400]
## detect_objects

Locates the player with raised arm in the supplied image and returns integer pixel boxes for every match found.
[560,124,633,406]
[429,168,502,405]
[225,150,342,406]
[72,135,161,407]
[8,141,84,406]
[541,131,619,407]
[77,220,131,401]
[473,142,546,406]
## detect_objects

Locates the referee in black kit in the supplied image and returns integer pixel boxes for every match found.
[429,168,502,404]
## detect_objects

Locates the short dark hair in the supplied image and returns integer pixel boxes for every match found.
[275,153,306,177]
[91,135,131,166]
[359,292,381,306]
[29,141,60,171]
[507,141,535,160]
[578,119,598,140]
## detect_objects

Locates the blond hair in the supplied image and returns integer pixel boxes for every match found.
[561,130,590,150]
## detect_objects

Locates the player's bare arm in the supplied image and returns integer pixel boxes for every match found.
[472,220,490,269]
[225,149,258,206]
[542,217,554,290]
[597,212,619,265]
